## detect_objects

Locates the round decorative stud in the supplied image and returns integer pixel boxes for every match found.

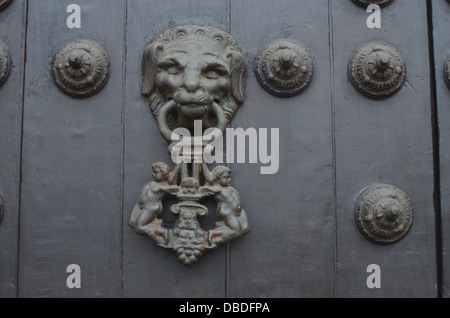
[355,184,413,245]
[349,41,405,99]
[255,39,314,97]
[351,0,394,8]
[51,38,110,98]
[0,0,13,11]
[0,41,11,88]
[445,56,450,90]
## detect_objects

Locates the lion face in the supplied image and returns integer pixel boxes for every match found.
[155,40,231,120]
[142,25,246,132]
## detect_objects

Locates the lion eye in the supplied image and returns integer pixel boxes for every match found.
[204,70,219,79]
[167,66,181,75]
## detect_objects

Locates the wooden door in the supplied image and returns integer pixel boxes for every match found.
[0,0,443,298]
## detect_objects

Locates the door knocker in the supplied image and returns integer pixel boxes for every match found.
[129,25,249,265]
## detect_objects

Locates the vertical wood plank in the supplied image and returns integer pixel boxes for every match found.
[332,0,436,297]
[229,0,335,297]
[432,0,450,299]
[18,0,125,297]
[122,0,229,297]
[0,0,27,298]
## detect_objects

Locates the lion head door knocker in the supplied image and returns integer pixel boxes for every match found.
[129,25,248,265]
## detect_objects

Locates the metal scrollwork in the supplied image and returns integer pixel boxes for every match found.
[351,0,394,8]
[255,39,314,97]
[51,39,110,98]
[0,0,13,11]
[130,25,248,265]
[445,56,450,90]
[355,184,413,245]
[0,41,11,88]
[349,41,405,99]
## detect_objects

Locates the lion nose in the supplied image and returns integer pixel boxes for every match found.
[182,72,202,93]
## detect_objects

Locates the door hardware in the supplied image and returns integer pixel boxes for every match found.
[254,39,314,97]
[51,38,110,98]
[355,184,413,245]
[130,25,249,265]
[348,41,405,99]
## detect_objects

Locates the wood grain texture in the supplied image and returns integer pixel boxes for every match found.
[432,0,450,299]
[332,0,436,297]
[0,0,26,298]
[228,0,335,297]
[18,0,125,297]
[122,0,229,298]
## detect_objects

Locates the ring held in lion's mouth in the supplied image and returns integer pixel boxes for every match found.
[178,103,209,119]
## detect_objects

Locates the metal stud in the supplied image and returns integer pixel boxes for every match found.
[51,38,110,98]
[348,41,405,99]
[0,41,11,88]
[351,0,394,8]
[0,0,13,11]
[255,39,314,97]
[355,184,413,245]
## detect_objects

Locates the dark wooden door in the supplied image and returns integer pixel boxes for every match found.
[0,0,446,298]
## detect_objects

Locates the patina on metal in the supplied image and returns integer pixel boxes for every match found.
[0,41,11,88]
[355,184,413,245]
[130,25,248,265]
[445,55,450,90]
[351,0,394,8]
[349,41,405,99]
[51,38,110,98]
[255,39,313,97]
[0,0,13,11]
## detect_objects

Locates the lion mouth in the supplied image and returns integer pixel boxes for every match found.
[174,91,213,106]
[178,104,208,119]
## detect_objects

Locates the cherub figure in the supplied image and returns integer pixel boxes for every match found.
[129,162,179,236]
[202,164,249,244]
